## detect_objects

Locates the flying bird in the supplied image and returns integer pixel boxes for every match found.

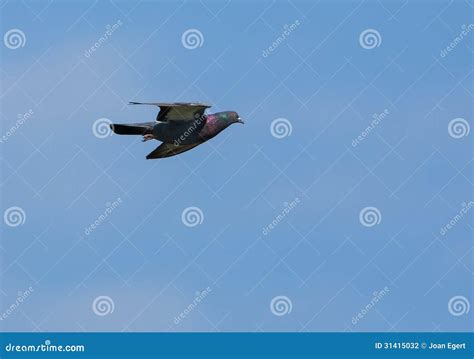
[110,102,244,159]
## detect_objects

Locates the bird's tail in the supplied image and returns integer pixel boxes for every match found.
[110,122,155,135]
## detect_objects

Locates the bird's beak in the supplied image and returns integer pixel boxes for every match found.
[237,117,245,124]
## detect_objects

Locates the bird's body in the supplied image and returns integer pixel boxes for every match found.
[110,103,243,159]
[151,113,228,144]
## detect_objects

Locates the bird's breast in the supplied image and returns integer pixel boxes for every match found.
[199,115,222,140]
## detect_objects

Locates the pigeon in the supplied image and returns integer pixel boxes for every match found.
[110,102,244,159]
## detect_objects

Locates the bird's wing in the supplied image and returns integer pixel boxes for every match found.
[146,142,202,159]
[129,102,211,122]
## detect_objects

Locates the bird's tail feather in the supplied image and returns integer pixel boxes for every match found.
[110,122,155,135]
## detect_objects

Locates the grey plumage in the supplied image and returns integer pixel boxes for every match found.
[110,102,244,159]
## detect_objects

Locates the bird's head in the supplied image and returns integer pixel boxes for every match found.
[216,111,244,125]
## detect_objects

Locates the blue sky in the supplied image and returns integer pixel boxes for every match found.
[0,0,472,332]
